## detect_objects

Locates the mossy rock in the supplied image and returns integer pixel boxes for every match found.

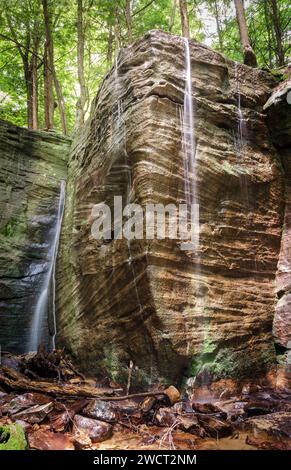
[0,424,28,450]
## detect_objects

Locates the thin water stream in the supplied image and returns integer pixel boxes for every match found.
[27,180,66,352]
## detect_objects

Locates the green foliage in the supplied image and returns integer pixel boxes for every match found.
[0,0,289,133]
[207,0,290,67]
[0,424,28,450]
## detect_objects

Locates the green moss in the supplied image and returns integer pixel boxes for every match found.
[189,346,276,380]
[0,424,27,450]
[103,345,122,382]
[268,68,288,82]
[0,217,26,239]
[102,345,154,388]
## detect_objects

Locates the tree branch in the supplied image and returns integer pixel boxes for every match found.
[0,33,42,64]
[132,0,156,17]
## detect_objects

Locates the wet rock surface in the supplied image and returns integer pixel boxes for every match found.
[73,415,113,443]
[57,30,285,383]
[82,400,117,423]
[0,121,71,352]
[7,392,51,416]
[28,429,74,450]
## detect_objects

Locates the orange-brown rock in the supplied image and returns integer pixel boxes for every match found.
[265,79,291,357]
[57,31,286,385]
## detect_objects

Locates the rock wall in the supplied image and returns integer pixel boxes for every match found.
[57,31,285,385]
[265,79,291,354]
[0,120,70,352]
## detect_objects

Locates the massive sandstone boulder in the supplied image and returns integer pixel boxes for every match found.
[0,121,70,352]
[265,78,291,354]
[57,31,286,385]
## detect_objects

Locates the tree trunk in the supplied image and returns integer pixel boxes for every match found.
[107,25,114,65]
[42,0,68,134]
[264,0,274,68]
[43,42,54,130]
[125,0,133,45]
[31,53,38,130]
[234,0,257,67]
[27,57,38,130]
[25,64,33,130]
[269,0,285,66]
[114,7,122,49]
[213,0,223,51]
[76,0,88,129]
[22,54,38,131]
[179,0,190,38]
[169,0,177,32]
[30,28,40,130]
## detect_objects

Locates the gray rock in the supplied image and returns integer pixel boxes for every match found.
[73,414,113,443]
[82,400,117,423]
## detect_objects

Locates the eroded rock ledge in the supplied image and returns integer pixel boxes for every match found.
[56,31,288,385]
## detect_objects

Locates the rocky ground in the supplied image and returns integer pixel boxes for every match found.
[0,350,290,450]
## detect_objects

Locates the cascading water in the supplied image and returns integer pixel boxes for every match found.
[234,62,249,206]
[181,38,199,252]
[235,64,258,274]
[181,39,210,384]
[27,180,66,352]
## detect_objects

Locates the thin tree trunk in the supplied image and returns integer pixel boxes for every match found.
[54,78,67,134]
[269,0,285,66]
[76,0,88,128]
[213,0,223,51]
[264,0,274,68]
[179,0,190,38]
[234,0,257,67]
[43,41,54,130]
[25,64,33,129]
[125,0,133,45]
[42,0,68,134]
[27,55,39,130]
[107,24,114,64]
[169,0,177,32]
[114,6,122,49]
[31,55,38,129]
[30,26,40,130]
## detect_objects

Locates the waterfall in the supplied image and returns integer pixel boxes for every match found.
[27,180,66,352]
[235,62,249,205]
[181,39,210,379]
[181,38,199,252]
[235,63,258,273]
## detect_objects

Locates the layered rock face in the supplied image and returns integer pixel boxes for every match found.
[0,121,70,352]
[265,79,291,354]
[57,31,284,385]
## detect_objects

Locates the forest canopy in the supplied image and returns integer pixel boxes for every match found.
[0,0,290,134]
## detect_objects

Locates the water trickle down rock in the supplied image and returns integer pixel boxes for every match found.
[57,31,284,385]
[0,121,70,353]
[27,179,66,352]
